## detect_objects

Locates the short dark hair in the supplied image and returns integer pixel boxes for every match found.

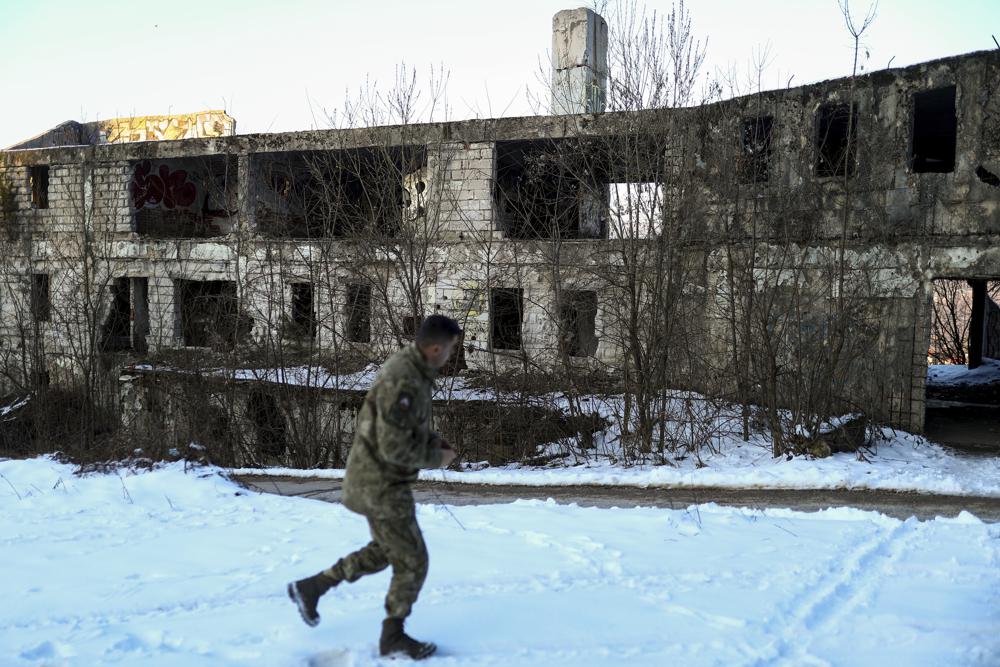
[415,314,462,346]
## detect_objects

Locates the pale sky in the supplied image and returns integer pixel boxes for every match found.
[1,0,996,148]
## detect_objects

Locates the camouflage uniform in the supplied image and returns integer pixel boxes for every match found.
[324,343,443,619]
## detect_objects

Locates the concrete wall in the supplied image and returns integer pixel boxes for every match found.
[986,295,1000,360]
[6,111,235,150]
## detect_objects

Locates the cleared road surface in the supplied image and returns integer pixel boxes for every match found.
[233,474,1000,522]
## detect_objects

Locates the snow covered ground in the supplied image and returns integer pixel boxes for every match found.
[232,428,1000,498]
[2,458,998,667]
[927,358,1000,387]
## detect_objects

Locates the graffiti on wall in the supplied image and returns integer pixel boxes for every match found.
[131,161,198,211]
[130,159,235,237]
[102,111,235,144]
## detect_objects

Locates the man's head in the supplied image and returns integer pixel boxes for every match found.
[415,315,463,370]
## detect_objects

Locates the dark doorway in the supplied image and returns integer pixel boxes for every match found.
[30,273,50,322]
[924,278,1000,453]
[345,283,371,343]
[100,278,132,352]
[247,390,286,458]
[559,290,598,357]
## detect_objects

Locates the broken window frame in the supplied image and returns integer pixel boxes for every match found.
[606,182,664,239]
[738,115,774,184]
[252,146,425,240]
[490,287,524,351]
[494,136,668,241]
[29,165,49,209]
[493,139,590,240]
[815,103,858,178]
[911,86,957,174]
[595,135,667,240]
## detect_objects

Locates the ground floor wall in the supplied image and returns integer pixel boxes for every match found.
[4,237,1000,437]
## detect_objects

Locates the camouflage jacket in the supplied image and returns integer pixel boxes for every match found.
[341,344,444,518]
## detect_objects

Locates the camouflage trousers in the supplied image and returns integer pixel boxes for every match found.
[323,514,428,619]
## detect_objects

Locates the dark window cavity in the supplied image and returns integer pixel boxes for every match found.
[491,288,523,350]
[31,273,50,322]
[176,280,243,349]
[739,116,773,184]
[911,86,957,174]
[29,166,49,209]
[290,283,316,339]
[253,147,424,239]
[816,104,857,178]
[494,140,586,239]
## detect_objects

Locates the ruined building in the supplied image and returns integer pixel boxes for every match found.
[1,8,998,460]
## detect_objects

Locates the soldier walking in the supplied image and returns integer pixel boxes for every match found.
[287,314,462,660]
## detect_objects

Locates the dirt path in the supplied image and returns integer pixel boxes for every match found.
[233,474,1000,522]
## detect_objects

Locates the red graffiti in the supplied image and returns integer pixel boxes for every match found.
[131,160,198,210]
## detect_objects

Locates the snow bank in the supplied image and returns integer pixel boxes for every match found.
[232,428,1000,498]
[0,458,996,666]
[927,358,1000,387]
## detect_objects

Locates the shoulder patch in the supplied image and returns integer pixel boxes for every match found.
[380,381,423,428]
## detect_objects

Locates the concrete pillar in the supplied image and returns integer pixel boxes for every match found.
[985,295,1000,359]
[551,8,608,115]
[969,279,986,369]
[131,277,149,353]
[237,154,255,235]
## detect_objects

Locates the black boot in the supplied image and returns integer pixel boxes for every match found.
[287,572,337,627]
[379,618,437,660]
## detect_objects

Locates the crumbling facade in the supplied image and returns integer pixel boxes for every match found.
[1,17,999,447]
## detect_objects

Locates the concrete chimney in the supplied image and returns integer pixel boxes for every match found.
[551,7,608,115]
